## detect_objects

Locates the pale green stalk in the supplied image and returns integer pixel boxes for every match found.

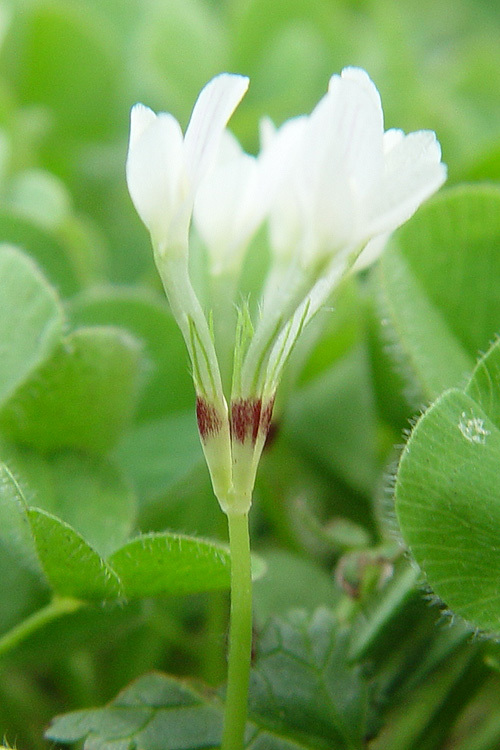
[0,597,82,658]
[221,510,253,750]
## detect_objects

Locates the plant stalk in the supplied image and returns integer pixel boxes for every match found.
[0,597,82,658]
[221,510,252,750]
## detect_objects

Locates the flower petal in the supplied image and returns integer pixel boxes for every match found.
[364,130,447,239]
[194,148,258,272]
[126,110,185,244]
[128,103,157,150]
[184,73,249,192]
[321,67,385,194]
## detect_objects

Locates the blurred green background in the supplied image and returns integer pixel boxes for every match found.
[1,0,500,748]
[1,0,499,285]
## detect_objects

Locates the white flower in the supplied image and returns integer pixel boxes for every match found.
[193,125,297,276]
[267,67,446,268]
[239,67,446,411]
[126,73,249,252]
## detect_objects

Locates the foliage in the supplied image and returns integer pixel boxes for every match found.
[1,0,500,749]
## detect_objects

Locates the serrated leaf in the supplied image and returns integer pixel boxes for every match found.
[108,532,231,598]
[0,326,142,454]
[379,185,500,400]
[249,608,371,748]
[396,388,500,631]
[0,244,64,408]
[28,508,122,600]
[47,611,372,749]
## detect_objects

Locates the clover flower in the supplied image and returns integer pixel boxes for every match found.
[126,68,446,515]
[126,73,249,253]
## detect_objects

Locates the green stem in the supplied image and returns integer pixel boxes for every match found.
[0,597,82,658]
[222,511,252,750]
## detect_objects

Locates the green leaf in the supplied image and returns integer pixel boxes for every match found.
[249,608,372,748]
[284,344,379,496]
[70,286,194,419]
[0,447,135,559]
[253,549,340,626]
[4,169,71,231]
[0,245,64,408]
[28,508,122,600]
[0,326,142,454]
[47,610,373,749]
[108,532,231,598]
[396,388,500,631]
[379,185,500,400]
[465,338,500,430]
[0,461,41,574]
[348,562,421,662]
[47,453,136,559]
[0,212,79,295]
[114,411,203,502]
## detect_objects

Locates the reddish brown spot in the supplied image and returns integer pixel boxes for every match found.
[231,398,261,444]
[260,396,275,438]
[196,397,222,441]
[230,395,275,445]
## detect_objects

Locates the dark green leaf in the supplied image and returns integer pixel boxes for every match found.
[249,608,372,748]
[253,549,340,626]
[47,610,373,749]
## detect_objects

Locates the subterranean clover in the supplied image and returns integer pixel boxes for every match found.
[126,68,445,516]
[126,68,446,750]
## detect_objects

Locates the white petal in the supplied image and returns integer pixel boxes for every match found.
[184,73,249,192]
[194,152,257,271]
[383,128,404,153]
[265,117,309,259]
[126,111,185,244]
[318,69,384,195]
[259,116,276,148]
[339,67,383,122]
[365,130,447,238]
[128,103,157,150]
[215,128,245,164]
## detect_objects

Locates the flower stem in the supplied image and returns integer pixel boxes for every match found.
[0,597,82,658]
[222,510,252,750]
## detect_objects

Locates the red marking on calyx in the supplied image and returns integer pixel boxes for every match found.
[196,397,222,441]
[231,396,275,445]
[260,395,275,437]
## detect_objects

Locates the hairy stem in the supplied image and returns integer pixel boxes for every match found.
[221,511,252,750]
